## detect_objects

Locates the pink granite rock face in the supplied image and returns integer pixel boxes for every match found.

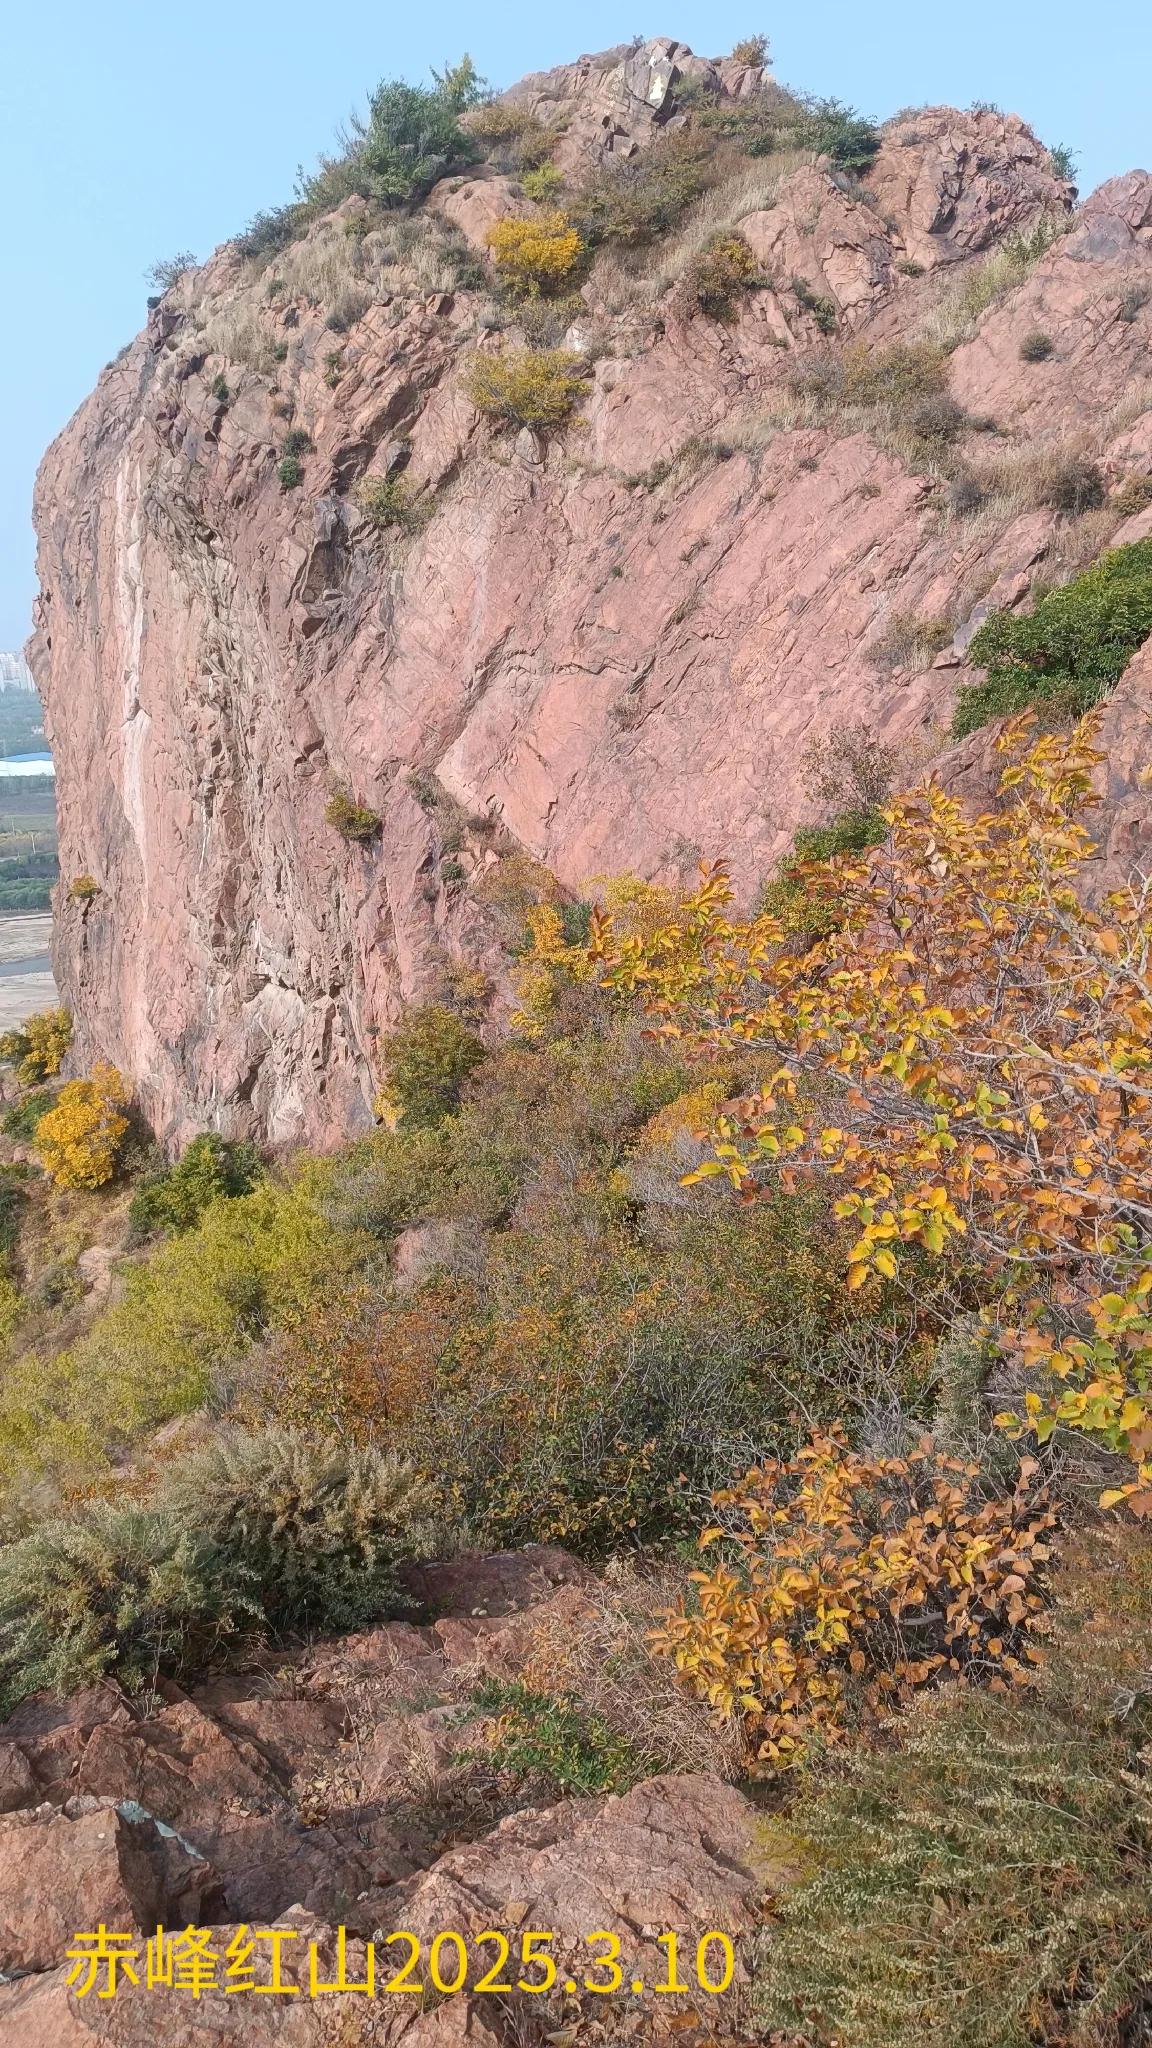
[28,42,1152,1149]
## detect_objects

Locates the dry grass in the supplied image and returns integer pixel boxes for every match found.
[587,151,809,313]
[920,215,1070,351]
[520,1563,744,1782]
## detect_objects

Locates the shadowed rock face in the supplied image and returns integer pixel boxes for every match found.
[28,37,1152,1148]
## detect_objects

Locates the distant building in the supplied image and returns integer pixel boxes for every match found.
[0,653,35,691]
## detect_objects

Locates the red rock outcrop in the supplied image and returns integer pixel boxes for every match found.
[28,39,1152,1146]
[0,1545,771,2047]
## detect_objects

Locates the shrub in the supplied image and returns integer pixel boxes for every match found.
[752,1554,1152,2047]
[695,91,879,173]
[684,233,758,318]
[353,474,429,533]
[954,537,1152,733]
[129,1132,263,1238]
[462,347,589,432]
[68,874,100,902]
[325,786,382,841]
[1047,141,1079,183]
[33,1062,129,1189]
[307,65,483,214]
[0,1174,359,1486]
[0,1092,53,1143]
[845,338,950,408]
[0,1007,72,1085]
[1114,472,1152,517]
[467,1677,647,1795]
[569,131,714,247]
[278,454,304,490]
[651,1430,1055,1769]
[145,252,195,293]
[1019,327,1055,361]
[376,1003,486,1129]
[1044,453,1105,513]
[0,1502,234,1716]
[281,427,312,457]
[790,275,837,333]
[159,1427,434,1634]
[869,609,952,673]
[466,101,556,173]
[730,34,770,66]
[521,162,564,204]
[485,211,584,295]
[210,373,231,403]
[325,285,371,333]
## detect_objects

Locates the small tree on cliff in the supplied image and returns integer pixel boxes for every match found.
[589,712,1152,1512]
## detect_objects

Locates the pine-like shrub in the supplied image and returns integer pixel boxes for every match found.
[129,1132,263,1238]
[160,1427,435,1633]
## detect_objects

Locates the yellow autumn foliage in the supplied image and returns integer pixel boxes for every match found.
[33,1062,130,1189]
[486,210,584,294]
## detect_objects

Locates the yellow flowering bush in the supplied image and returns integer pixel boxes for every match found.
[486,210,584,294]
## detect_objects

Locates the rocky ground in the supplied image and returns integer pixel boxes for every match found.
[0,1545,781,2045]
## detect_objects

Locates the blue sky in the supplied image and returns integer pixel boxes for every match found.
[1,0,1148,647]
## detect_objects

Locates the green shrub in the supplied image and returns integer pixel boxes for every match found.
[569,131,714,247]
[1047,142,1079,183]
[278,454,304,490]
[353,474,430,534]
[467,1678,647,1794]
[325,786,382,841]
[0,1430,434,1712]
[0,1174,356,1483]
[695,91,879,172]
[159,1427,434,1634]
[752,1630,1152,2046]
[0,1501,237,1716]
[462,347,589,431]
[791,276,837,333]
[521,162,565,204]
[282,427,312,457]
[1019,328,1055,361]
[129,1133,263,1239]
[210,373,231,403]
[1,1092,55,1143]
[953,538,1152,735]
[377,1003,486,1129]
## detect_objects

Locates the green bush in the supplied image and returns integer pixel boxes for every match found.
[129,1132,263,1239]
[953,538,1152,735]
[377,1003,486,1129]
[159,1427,434,1634]
[695,90,879,172]
[278,454,304,490]
[325,786,382,841]
[467,1678,647,1794]
[353,474,429,534]
[569,132,714,247]
[752,1604,1152,2046]
[0,1501,237,1716]
[0,1430,433,1712]
[791,276,837,333]
[0,1174,357,1483]
[1,1091,55,1143]
[282,427,312,457]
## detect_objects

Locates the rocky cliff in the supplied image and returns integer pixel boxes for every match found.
[29,37,1152,1147]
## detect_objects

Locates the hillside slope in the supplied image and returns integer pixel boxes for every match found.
[29,36,1152,1146]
